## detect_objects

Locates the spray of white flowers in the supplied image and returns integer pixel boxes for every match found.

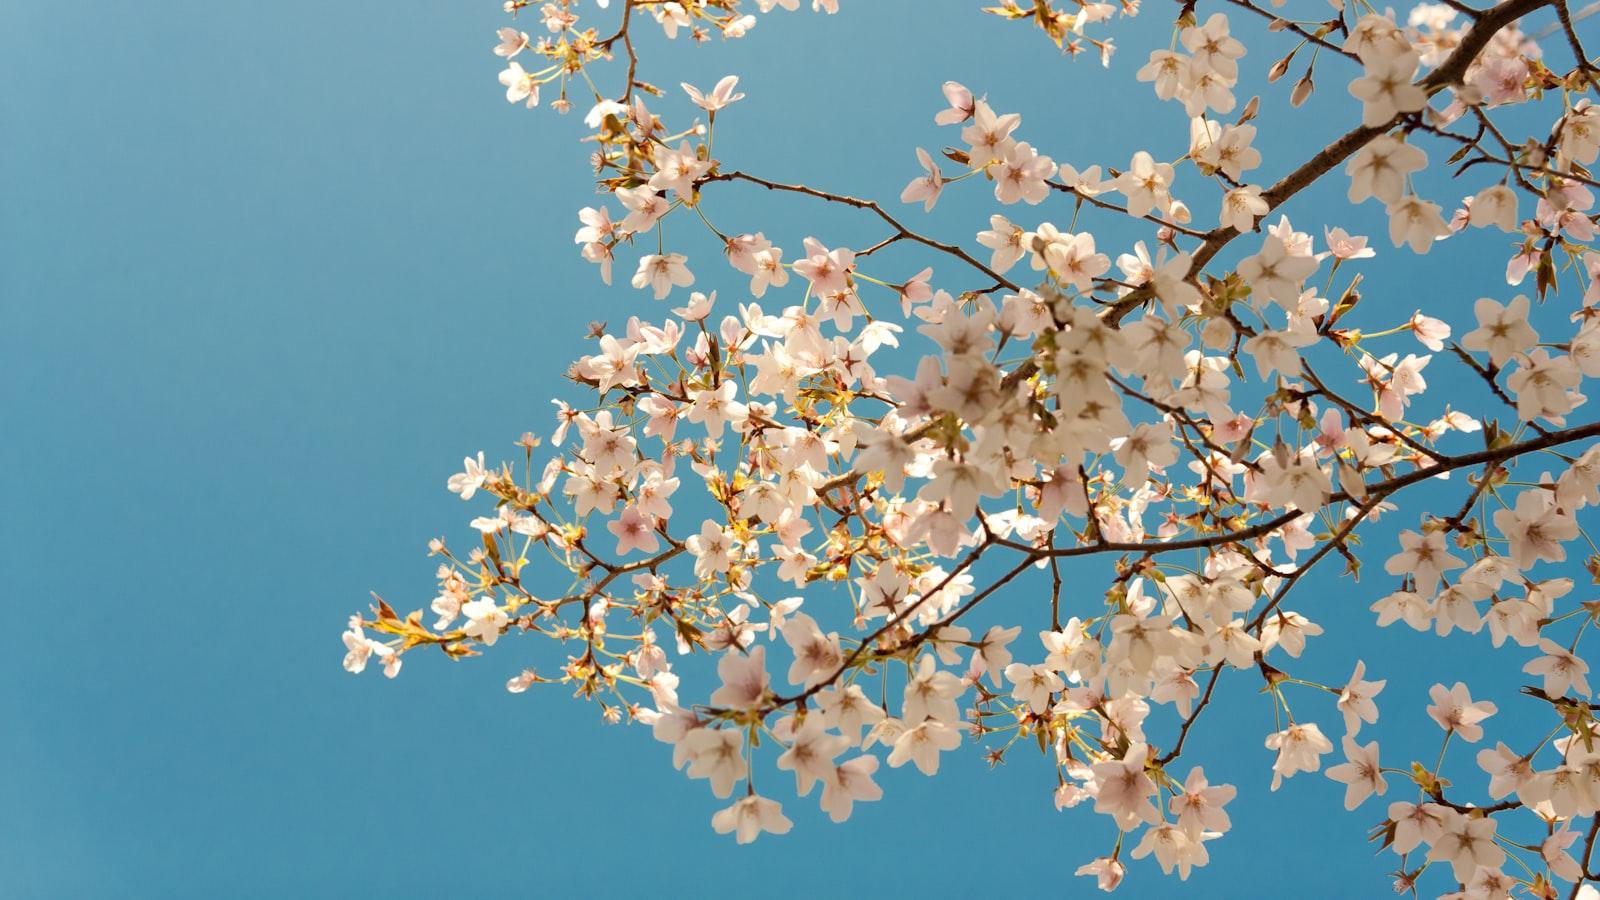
[345,0,1600,894]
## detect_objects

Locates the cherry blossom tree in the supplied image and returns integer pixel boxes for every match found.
[346,0,1600,894]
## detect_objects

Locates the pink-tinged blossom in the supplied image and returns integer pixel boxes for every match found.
[498,62,540,107]
[1131,822,1213,880]
[1469,184,1520,231]
[1074,857,1125,892]
[709,645,770,710]
[899,147,943,211]
[1169,767,1236,836]
[1264,722,1333,789]
[631,253,694,299]
[1461,295,1538,366]
[1338,660,1386,734]
[1426,682,1497,742]
[887,719,962,775]
[493,27,529,57]
[934,80,974,125]
[710,795,792,844]
[1091,742,1162,829]
[1523,637,1591,697]
[1348,51,1425,126]
[1384,529,1464,595]
[819,755,882,822]
[1425,808,1505,883]
[681,75,745,111]
[1115,151,1175,218]
[607,505,659,555]
[960,100,1020,167]
[1325,736,1387,809]
[460,598,509,646]
[447,451,489,499]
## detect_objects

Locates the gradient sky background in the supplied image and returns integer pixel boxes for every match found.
[5,1,1597,897]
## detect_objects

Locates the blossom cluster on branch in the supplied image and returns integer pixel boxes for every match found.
[344,0,1600,894]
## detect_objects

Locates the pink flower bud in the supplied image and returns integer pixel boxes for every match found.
[1290,74,1315,107]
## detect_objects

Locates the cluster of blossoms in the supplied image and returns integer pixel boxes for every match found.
[346,0,1600,894]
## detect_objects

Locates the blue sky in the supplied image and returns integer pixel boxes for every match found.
[4,1,1593,897]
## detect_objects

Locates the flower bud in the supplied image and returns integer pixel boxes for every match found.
[1238,95,1260,124]
[1290,73,1314,107]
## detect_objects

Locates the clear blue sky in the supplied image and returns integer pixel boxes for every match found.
[3,2,1589,897]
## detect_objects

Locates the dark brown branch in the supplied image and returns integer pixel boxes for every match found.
[1218,0,1363,60]
[1158,666,1225,764]
[700,170,1020,291]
